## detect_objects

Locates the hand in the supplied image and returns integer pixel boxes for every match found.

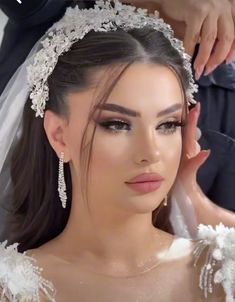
[158,0,235,79]
[226,0,235,63]
[169,104,209,235]
[178,103,210,192]
[174,103,235,228]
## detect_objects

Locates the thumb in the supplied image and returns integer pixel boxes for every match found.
[186,150,211,173]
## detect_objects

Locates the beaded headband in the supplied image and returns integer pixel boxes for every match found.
[27,0,198,118]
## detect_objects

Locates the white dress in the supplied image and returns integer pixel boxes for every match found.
[0,223,234,302]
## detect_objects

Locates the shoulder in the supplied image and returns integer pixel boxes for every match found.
[0,241,56,302]
[165,236,224,302]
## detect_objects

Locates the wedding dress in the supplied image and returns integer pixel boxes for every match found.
[0,2,234,301]
[0,223,234,302]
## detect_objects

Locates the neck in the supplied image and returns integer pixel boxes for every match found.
[54,189,173,276]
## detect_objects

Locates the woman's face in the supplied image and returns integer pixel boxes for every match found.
[54,62,184,216]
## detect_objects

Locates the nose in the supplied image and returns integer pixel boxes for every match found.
[133,128,160,166]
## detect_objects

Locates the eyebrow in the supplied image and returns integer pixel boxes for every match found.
[95,103,183,118]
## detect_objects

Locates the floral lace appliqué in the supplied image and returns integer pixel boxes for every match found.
[194,223,235,302]
[0,241,56,302]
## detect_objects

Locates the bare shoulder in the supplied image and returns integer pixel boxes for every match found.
[162,237,224,302]
[180,239,224,302]
[26,244,65,301]
[26,242,66,280]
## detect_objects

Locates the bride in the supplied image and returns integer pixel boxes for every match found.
[0,1,235,301]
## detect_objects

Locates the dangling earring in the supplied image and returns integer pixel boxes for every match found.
[58,152,67,209]
[163,196,168,207]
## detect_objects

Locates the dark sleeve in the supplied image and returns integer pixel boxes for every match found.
[197,130,235,212]
[207,140,235,212]
[0,0,67,26]
[0,0,74,94]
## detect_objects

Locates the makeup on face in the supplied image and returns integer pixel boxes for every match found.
[125,172,164,194]
[92,103,185,135]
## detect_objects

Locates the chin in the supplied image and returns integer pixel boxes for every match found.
[120,195,163,214]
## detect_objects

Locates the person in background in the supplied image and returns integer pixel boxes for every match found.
[158,6,235,212]
[0,0,235,94]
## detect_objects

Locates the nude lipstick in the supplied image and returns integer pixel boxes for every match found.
[125,173,164,194]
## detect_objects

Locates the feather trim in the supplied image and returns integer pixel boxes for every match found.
[194,223,235,302]
[0,241,56,302]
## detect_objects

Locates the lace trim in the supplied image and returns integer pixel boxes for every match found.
[194,223,235,302]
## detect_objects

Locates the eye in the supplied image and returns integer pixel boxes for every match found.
[98,119,131,133]
[157,121,185,135]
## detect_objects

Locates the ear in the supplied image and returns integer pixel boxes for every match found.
[44,110,71,162]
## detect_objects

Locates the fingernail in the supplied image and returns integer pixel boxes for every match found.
[202,149,211,158]
[195,66,203,80]
[226,54,235,65]
[200,149,211,164]
[195,102,201,115]
[195,127,201,141]
[204,65,216,76]
[191,102,200,117]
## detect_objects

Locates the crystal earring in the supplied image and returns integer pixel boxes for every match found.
[163,196,168,207]
[58,152,67,209]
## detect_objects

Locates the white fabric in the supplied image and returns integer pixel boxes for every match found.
[0,33,45,238]
[0,241,55,301]
[170,181,199,239]
[0,224,235,301]
[195,223,235,302]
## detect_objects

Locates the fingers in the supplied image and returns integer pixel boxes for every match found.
[179,149,211,185]
[186,1,234,79]
[204,13,234,75]
[226,0,235,63]
[184,16,204,56]
[194,14,218,80]
[184,150,211,176]
[226,39,235,64]
[183,103,200,157]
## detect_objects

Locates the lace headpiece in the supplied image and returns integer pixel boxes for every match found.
[27,0,198,118]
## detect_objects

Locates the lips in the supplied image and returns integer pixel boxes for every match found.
[125,173,164,194]
[126,173,164,184]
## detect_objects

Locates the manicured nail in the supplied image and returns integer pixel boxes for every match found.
[202,149,211,157]
[191,102,200,118]
[200,149,211,164]
[195,127,201,141]
[195,102,200,114]
[204,65,216,76]
[195,66,203,80]
[226,51,235,65]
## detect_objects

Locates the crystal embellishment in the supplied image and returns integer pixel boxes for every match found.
[27,0,198,118]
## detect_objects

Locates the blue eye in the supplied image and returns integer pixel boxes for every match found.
[98,120,131,132]
[157,121,185,135]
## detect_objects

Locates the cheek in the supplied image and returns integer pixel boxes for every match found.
[161,133,182,177]
[92,133,129,172]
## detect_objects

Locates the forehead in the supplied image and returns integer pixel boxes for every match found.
[67,62,184,119]
[106,62,184,108]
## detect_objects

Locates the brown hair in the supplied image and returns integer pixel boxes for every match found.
[7,27,190,252]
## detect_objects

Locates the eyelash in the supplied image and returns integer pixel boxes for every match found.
[98,119,185,135]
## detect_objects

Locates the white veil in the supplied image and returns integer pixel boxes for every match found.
[0,34,48,239]
[0,2,199,241]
